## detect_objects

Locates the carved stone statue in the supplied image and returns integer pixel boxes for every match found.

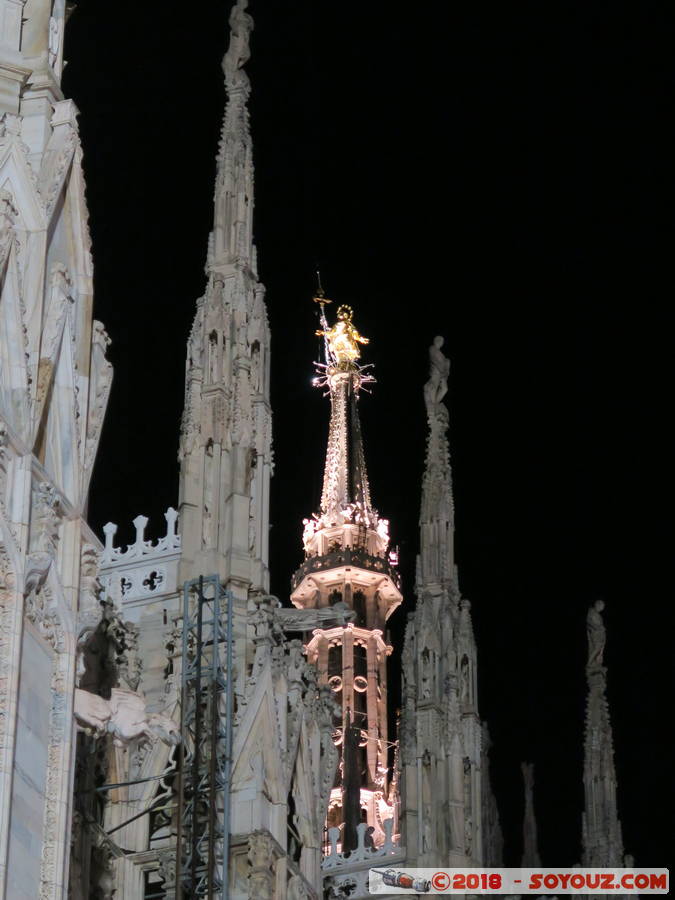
[247,830,275,900]
[316,305,369,366]
[586,599,606,668]
[422,805,434,853]
[223,0,253,84]
[251,594,274,641]
[420,646,433,699]
[74,688,181,748]
[424,335,450,416]
[286,639,305,699]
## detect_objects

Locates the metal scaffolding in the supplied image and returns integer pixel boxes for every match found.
[176,575,234,900]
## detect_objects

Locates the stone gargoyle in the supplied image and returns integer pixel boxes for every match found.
[74,687,181,748]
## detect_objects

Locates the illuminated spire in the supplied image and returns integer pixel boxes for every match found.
[293,292,402,856]
[312,298,376,527]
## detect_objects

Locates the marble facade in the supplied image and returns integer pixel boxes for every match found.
[0,2,112,897]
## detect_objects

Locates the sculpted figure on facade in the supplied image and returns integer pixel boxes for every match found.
[247,829,276,900]
[420,645,434,700]
[0,190,17,273]
[74,687,181,748]
[48,15,62,70]
[251,592,275,642]
[286,638,305,710]
[586,599,606,668]
[32,481,61,554]
[422,805,434,854]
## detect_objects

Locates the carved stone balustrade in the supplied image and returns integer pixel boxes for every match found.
[99,508,181,607]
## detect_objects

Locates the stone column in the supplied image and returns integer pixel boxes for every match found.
[317,634,329,683]
[341,626,354,728]
[377,637,389,776]
[366,633,379,782]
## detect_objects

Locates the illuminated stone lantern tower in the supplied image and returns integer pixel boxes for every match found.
[290,295,402,851]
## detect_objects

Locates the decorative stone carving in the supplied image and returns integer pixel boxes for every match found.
[463,756,473,856]
[400,696,417,767]
[80,543,101,610]
[223,0,254,87]
[276,604,355,631]
[586,599,606,668]
[32,481,61,554]
[24,580,63,651]
[582,601,625,867]
[48,16,62,70]
[157,847,177,890]
[74,687,181,748]
[40,103,78,221]
[89,824,122,900]
[0,189,17,273]
[247,830,275,900]
[424,335,450,415]
[83,321,113,491]
[315,684,341,828]
[418,338,454,592]
[24,550,53,598]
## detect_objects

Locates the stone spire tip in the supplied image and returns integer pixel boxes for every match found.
[223,0,254,89]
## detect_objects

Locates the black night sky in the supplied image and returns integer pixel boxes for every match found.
[64,0,671,868]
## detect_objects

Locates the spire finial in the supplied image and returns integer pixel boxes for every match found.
[223,0,254,89]
[581,598,626,867]
[586,598,606,669]
[417,335,454,586]
[314,268,328,302]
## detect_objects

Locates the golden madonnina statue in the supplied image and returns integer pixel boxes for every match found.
[316,304,369,366]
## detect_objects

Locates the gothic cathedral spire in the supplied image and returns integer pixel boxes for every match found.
[292,298,402,853]
[582,601,625,867]
[178,0,272,601]
[400,337,498,867]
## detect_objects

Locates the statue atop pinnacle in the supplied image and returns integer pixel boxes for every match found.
[316,304,370,368]
[586,599,606,669]
[424,335,450,421]
[223,0,254,87]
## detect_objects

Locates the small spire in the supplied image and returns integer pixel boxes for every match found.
[313,268,329,302]
[521,762,541,867]
[582,601,625,866]
[418,336,454,587]
[211,0,256,268]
